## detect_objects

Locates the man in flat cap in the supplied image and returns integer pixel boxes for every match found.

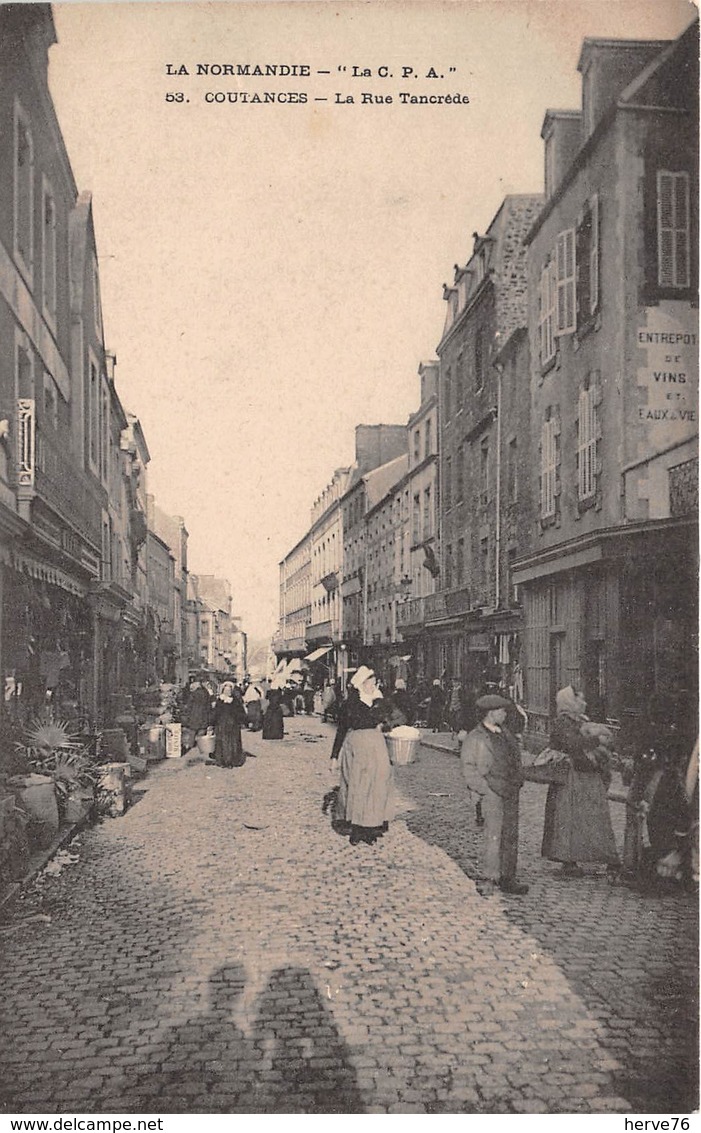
[460,694,528,896]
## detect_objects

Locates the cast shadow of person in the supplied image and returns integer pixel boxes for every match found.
[127,963,363,1114]
[246,965,364,1113]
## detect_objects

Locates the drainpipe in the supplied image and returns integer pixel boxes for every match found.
[494,361,503,610]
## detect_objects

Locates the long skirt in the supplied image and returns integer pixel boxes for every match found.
[246,701,263,731]
[262,706,284,739]
[335,728,393,828]
[214,721,245,768]
[542,768,618,864]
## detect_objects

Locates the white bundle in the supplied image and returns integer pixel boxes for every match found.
[388,725,422,739]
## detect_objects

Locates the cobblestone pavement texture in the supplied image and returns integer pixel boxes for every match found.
[0,717,697,1115]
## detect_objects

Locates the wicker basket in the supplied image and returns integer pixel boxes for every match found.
[386,735,420,766]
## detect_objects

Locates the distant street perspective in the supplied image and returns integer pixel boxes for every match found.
[0,2,699,1121]
[0,718,697,1115]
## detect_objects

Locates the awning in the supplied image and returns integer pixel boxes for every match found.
[305,646,332,663]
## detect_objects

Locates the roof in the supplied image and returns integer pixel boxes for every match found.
[364,454,409,511]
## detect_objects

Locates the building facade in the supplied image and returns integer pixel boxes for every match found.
[396,361,440,682]
[427,194,544,689]
[514,24,699,737]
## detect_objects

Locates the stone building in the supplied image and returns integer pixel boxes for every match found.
[396,361,440,683]
[0,6,143,725]
[272,532,312,666]
[426,194,543,689]
[514,23,698,737]
[363,453,409,683]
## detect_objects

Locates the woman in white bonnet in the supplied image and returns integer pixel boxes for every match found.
[331,666,393,846]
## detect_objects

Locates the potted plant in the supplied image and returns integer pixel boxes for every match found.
[13,716,98,836]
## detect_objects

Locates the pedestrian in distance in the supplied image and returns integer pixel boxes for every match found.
[391,678,416,726]
[262,686,285,740]
[331,666,393,846]
[428,678,445,733]
[186,678,213,739]
[211,681,248,768]
[541,686,619,878]
[243,680,264,732]
[460,694,529,896]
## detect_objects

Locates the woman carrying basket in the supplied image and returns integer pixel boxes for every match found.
[331,666,393,846]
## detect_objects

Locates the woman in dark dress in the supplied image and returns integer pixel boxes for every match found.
[212,682,248,768]
[541,685,618,876]
[428,679,445,732]
[262,687,285,740]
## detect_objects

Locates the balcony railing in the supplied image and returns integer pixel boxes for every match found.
[16,399,102,552]
[397,595,426,627]
[424,592,447,622]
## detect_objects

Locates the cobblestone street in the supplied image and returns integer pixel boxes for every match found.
[0,717,697,1115]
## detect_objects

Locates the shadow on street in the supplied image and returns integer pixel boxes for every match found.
[398,747,699,1114]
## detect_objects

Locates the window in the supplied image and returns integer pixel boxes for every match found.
[43,371,58,429]
[539,259,556,366]
[444,455,452,509]
[14,102,34,280]
[540,417,557,519]
[101,511,112,582]
[480,438,489,504]
[100,380,110,485]
[87,353,100,473]
[657,171,690,289]
[445,544,453,590]
[423,485,432,538]
[456,444,464,502]
[480,538,489,595]
[412,493,421,543]
[42,180,57,324]
[577,195,600,324]
[443,365,452,422]
[455,353,464,412]
[556,229,576,334]
[507,437,518,502]
[92,256,103,338]
[475,328,484,390]
[424,418,432,456]
[577,386,597,501]
[457,537,465,585]
[413,429,421,462]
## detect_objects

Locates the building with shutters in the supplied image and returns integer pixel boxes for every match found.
[514,22,699,739]
[427,194,543,691]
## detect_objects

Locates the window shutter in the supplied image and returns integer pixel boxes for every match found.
[539,261,556,365]
[556,229,576,333]
[657,171,690,289]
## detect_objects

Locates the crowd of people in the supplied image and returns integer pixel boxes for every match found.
[181,668,698,896]
[180,673,291,768]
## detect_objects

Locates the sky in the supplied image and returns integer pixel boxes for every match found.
[46,0,696,641]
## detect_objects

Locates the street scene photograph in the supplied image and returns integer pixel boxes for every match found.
[0,0,698,1122]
